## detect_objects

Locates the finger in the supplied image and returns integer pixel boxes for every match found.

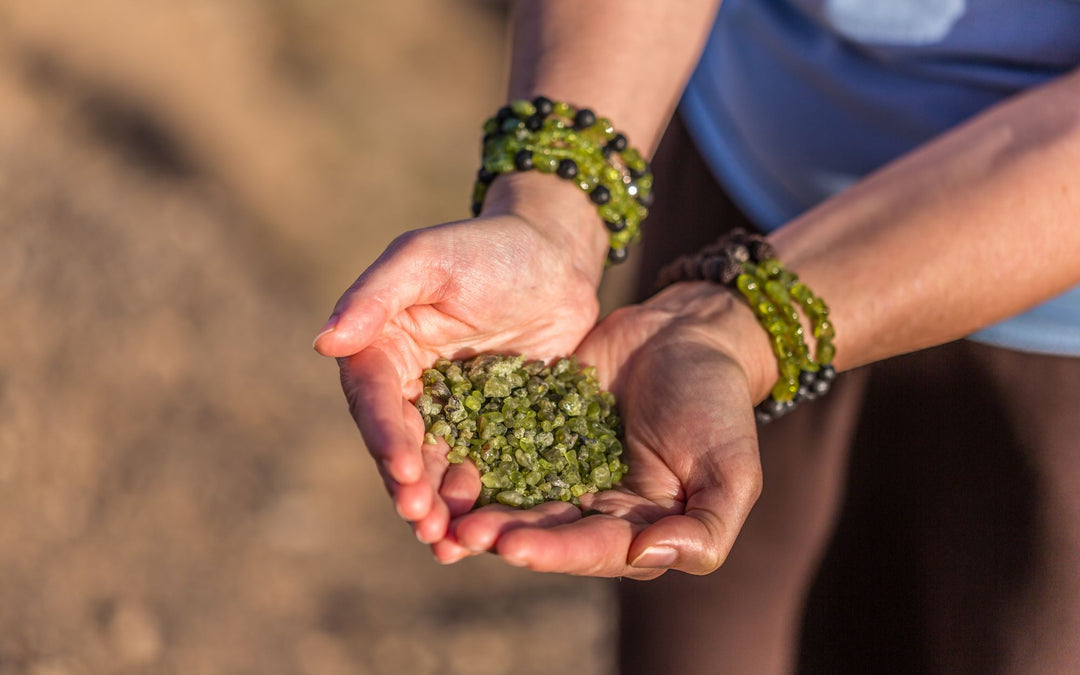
[431,533,475,565]
[314,233,450,357]
[493,514,660,579]
[339,348,431,520]
[426,461,483,563]
[440,460,481,518]
[412,439,453,544]
[629,448,762,576]
[451,501,581,554]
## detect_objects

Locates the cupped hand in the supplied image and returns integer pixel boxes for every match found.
[435,283,770,578]
[319,209,605,543]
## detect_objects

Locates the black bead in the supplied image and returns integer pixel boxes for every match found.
[818,364,837,382]
[590,185,611,205]
[608,133,628,152]
[797,386,817,402]
[607,247,628,264]
[482,132,495,143]
[495,105,513,122]
[629,166,645,180]
[601,145,613,159]
[574,108,596,129]
[755,409,774,425]
[471,202,482,217]
[604,218,626,233]
[514,150,534,171]
[477,167,496,184]
[637,190,655,208]
[762,397,785,416]
[525,115,544,132]
[556,158,578,179]
[812,379,831,396]
[701,257,728,283]
[799,370,816,387]
[749,239,778,263]
[532,96,554,116]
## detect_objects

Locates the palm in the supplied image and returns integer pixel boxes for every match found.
[439,301,764,578]
[322,214,601,537]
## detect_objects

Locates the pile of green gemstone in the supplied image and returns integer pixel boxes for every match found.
[415,354,628,509]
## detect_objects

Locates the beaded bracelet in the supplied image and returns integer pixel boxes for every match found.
[655,230,837,424]
[471,96,654,264]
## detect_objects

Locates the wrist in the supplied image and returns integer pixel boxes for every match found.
[645,281,779,404]
[481,172,611,284]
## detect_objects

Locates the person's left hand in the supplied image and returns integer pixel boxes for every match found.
[432,282,772,578]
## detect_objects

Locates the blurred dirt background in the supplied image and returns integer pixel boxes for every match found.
[0,1,623,673]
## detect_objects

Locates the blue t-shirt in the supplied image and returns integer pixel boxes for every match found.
[682,0,1080,356]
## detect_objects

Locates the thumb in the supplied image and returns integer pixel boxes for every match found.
[628,445,762,575]
[313,232,450,357]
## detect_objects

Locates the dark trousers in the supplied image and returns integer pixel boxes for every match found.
[619,115,1080,675]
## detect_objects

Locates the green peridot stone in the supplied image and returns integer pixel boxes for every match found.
[511,99,536,118]
[764,280,790,305]
[789,282,812,302]
[772,378,799,402]
[535,154,559,173]
[817,340,836,364]
[736,274,759,294]
[814,319,835,340]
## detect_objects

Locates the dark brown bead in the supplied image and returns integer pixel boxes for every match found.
[748,238,778,263]
[607,247,628,264]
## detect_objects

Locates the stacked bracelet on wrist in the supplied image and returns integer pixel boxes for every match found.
[655,229,837,424]
[471,96,654,264]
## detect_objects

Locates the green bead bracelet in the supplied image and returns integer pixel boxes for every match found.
[654,230,837,424]
[471,96,653,264]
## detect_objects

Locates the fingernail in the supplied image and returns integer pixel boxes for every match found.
[631,546,677,569]
[312,314,339,349]
[503,554,528,568]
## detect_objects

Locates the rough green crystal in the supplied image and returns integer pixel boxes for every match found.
[415,354,625,509]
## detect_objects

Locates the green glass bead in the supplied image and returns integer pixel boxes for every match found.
[553,101,574,118]
[765,319,787,337]
[533,154,558,173]
[779,360,801,381]
[501,117,523,134]
[577,176,598,191]
[736,274,759,294]
[756,300,777,317]
[789,282,812,302]
[511,99,536,118]
[782,304,801,325]
[597,203,619,222]
[636,174,653,191]
[759,259,783,278]
[483,118,498,135]
[595,117,615,139]
[764,280,790,305]
[807,298,828,317]
[771,378,799,402]
[814,320,835,340]
[817,340,836,365]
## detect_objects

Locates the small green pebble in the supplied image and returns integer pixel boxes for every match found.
[416,354,626,509]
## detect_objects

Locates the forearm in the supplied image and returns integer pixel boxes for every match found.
[486,0,722,281]
[756,68,1080,389]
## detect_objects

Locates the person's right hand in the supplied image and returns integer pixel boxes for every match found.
[314,179,610,546]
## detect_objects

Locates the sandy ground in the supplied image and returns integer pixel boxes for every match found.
[0,2,621,672]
